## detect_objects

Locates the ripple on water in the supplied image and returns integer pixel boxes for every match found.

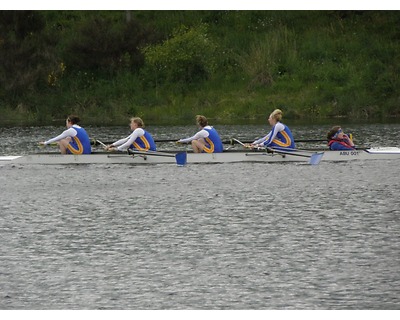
[1,125,400,309]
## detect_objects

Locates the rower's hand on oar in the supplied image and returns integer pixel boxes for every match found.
[247,143,260,149]
[105,145,116,151]
[250,144,267,151]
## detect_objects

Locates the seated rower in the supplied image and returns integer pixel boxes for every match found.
[327,126,355,150]
[250,109,295,150]
[178,115,223,153]
[39,115,91,154]
[106,117,156,152]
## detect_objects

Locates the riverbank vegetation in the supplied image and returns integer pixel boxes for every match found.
[1,10,399,125]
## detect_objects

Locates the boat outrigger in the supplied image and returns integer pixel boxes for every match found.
[1,147,400,165]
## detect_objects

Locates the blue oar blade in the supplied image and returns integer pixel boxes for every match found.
[175,152,187,166]
[309,152,324,165]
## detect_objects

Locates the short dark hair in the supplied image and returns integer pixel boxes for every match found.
[67,115,80,124]
[327,126,341,140]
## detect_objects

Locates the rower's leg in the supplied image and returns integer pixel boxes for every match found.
[191,140,205,153]
[58,138,71,154]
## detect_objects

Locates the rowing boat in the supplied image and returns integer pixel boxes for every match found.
[1,147,399,165]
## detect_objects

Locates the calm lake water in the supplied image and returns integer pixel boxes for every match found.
[0,123,400,309]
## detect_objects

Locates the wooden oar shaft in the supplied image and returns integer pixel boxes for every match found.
[96,139,107,149]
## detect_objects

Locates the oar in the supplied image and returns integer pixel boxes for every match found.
[233,138,323,165]
[266,147,324,165]
[92,138,185,145]
[271,146,323,154]
[127,149,187,166]
[91,137,328,146]
[96,139,108,149]
[231,138,251,148]
[39,141,59,147]
[154,138,328,144]
[228,138,327,145]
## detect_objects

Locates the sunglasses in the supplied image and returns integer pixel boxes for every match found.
[333,129,342,138]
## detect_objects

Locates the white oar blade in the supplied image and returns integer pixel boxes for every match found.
[309,152,324,165]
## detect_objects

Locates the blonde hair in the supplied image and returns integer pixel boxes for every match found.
[130,117,144,128]
[270,109,283,122]
[196,115,208,127]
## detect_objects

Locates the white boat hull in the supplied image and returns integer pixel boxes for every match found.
[1,147,400,165]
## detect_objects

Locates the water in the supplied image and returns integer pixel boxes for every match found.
[1,123,400,309]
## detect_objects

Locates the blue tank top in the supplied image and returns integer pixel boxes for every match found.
[266,123,295,150]
[67,126,91,154]
[203,127,223,153]
[130,130,156,151]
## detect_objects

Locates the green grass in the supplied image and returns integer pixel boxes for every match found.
[1,11,400,126]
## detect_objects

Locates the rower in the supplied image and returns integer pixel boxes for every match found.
[327,126,355,150]
[177,115,223,153]
[249,109,295,150]
[106,117,156,152]
[39,115,91,154]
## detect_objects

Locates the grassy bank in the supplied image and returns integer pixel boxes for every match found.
[1,11,400,126]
